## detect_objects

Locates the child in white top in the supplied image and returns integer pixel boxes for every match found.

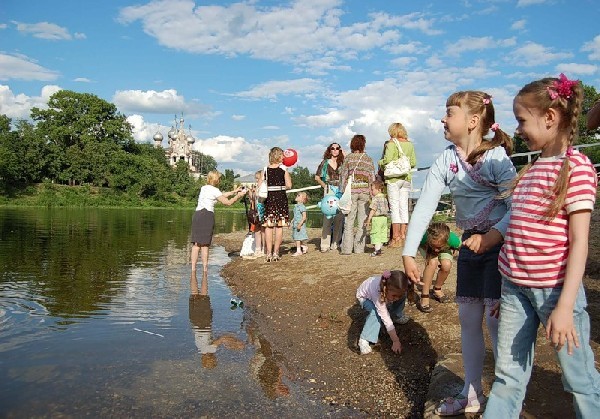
[484,74,600,418]
[355,270,416,355]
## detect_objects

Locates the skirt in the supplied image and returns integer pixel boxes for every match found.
[191,209,215,245]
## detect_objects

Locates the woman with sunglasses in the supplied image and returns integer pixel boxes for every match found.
[314,143,345,252]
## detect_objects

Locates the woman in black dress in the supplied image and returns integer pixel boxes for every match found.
[258,147,292,262]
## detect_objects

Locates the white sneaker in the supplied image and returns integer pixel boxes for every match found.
[393,314,410,325]
[358,338,372,355]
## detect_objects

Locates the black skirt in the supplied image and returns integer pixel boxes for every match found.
[191,209,215,245]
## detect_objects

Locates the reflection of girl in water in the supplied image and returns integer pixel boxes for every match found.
[247,324,290,398]
[189,272,244,369]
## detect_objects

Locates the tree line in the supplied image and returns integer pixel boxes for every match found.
[0,86,598,207]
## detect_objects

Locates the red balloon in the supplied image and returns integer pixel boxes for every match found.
[282,149,298,166]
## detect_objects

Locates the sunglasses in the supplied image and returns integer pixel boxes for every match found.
[330,146,341,150]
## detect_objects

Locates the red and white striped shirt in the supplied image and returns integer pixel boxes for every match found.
[499,150,597,288]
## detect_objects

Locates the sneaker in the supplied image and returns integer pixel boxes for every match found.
[393,314,410,325]
[434,393,487,416]
[358,338,372,355]
[370,250,382,257]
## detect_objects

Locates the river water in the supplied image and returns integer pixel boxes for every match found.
[0,208,338,417]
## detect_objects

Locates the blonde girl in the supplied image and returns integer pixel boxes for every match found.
[291,191,309,256]
[364,179,389,257]
[355,270,415,355]
[484,75,600,418]
[191,171,247,274]
[402,91,516,416]
[258,147,292,262]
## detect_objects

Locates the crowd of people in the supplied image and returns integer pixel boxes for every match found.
[189,74,600,417]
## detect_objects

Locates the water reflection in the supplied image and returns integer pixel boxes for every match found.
[0,208,331,416]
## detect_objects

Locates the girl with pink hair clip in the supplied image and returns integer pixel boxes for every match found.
[483,75,600,418]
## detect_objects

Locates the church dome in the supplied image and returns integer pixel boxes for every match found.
[186,135,195,144]
[153,131,163,142]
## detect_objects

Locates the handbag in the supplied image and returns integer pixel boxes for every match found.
[383,139,411,178]
[337,174,353,215]
[338,154,365,215]
[258,167,268,200]
[247,198,261,226]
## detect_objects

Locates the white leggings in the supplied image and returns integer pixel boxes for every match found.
[458,301,499,398]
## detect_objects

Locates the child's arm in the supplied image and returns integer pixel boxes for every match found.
[546,209,590,355]
[462,228,503,254]
[297,209,307,231]
[388,328,402,354]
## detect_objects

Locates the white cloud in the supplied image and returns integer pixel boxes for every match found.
[0,84,61,119]
[582,35,600,61]
[112,89,212,117]
[262,125,279,130]
[233,78,323,100]
[445,36,516,57]
[0,53,60,81]
[74,77,92,83]
[555,63,598,76]
[194,135,272,171]
[391,56,417,67]
[386,41,427,55]
[507,42,572,67]
[0,24,7,30]
[12,21,84,41]
[231,114,245,121]
[517,0,548,6]
[510,19,526,31]
[117,0,441,73]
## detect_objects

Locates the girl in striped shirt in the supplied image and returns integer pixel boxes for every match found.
[484,75,600,418]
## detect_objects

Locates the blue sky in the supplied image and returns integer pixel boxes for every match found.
[1,0,599,188]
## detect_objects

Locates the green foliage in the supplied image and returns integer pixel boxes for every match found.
[0,89,222,208]
[290,165,321,204]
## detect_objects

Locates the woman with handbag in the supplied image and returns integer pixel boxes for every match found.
[314,143,345,252]
[338,135,375,255]
[257,147,292,262]
[378,123,417,247]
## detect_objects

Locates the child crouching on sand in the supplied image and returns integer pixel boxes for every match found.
[356,270,416,355]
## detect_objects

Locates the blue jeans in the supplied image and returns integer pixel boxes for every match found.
[484,278,600,419]
[359,296,406,343]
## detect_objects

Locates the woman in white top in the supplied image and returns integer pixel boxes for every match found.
[191,170,246,274]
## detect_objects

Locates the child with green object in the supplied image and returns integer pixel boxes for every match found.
[364,179,389,257]
[416,222,461,313]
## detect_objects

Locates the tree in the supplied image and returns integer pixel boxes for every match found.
[290,166,320,202]
[31,90,134,185]
[191,151,217,175]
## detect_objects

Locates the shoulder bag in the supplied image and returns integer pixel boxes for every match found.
[383,139,411,178]
[258,167,268,200]
[338,154,365,215]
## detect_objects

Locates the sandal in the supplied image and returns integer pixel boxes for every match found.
[272,253,281,262]
[434,392,487,416]
[432,287,450,303]
[301,245,308,254]
[265,253,272,263]
[417,295,432,313]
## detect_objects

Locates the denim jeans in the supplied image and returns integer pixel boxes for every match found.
[359,296,406,343]
[484,278,600,419]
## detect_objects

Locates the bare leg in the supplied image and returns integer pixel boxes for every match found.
[399,223,407,240]
[190,270,199,295]
[265,226,273,256]
[420,257,438,309]
[200,245,209,273]
[254,230,263,255]
[274,226,283,256]
[433,259,452,299]
[200,270,208,295]
[191,243,200,272]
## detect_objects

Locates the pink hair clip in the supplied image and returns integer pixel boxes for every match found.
[382,270,391,279]
[548,73,579,100]
[566,146,574,157]
[491,122,500,132]
[449,163,458,174]
[483,97,491,105]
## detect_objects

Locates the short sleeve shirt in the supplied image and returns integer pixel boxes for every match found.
[196,185,222,212]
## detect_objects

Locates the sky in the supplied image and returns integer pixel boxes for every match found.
[1,0,600,189]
